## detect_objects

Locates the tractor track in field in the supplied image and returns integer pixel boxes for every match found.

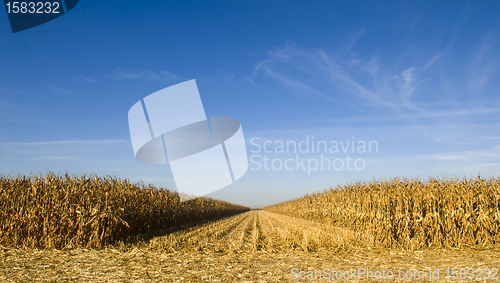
[148,210,362,253]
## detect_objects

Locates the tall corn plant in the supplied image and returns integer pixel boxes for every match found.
[264,177,500,249]
[0,173,249,249]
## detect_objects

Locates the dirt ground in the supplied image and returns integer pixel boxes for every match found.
[1,211,499,282]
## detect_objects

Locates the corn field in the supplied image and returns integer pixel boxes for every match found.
[0,173,249,249]
[264,177,500,249]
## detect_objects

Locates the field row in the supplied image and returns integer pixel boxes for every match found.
[148,210,365,253]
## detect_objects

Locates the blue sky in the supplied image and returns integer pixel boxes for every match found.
[1,0,500,207]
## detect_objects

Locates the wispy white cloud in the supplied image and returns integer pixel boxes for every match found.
[76,76,99,83]
[47,85,74,93]
[0,139,128,146]
[467,32,500,94]
[42,156,74,160]
[361,57,380,74]
[478,136,500,140]
[250,33,499,128]
[425,145,500,161]
[367,145,500,177]
[250,44,388,105]
[252,58,334,102]
[0,88,32,94]
[339,27,366,53]
[314,48,384,104]
[424,53,444,69]
[250,42,443,111]
[75,68,180,84]
[400,68,416,102]
[105,68,179,82]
